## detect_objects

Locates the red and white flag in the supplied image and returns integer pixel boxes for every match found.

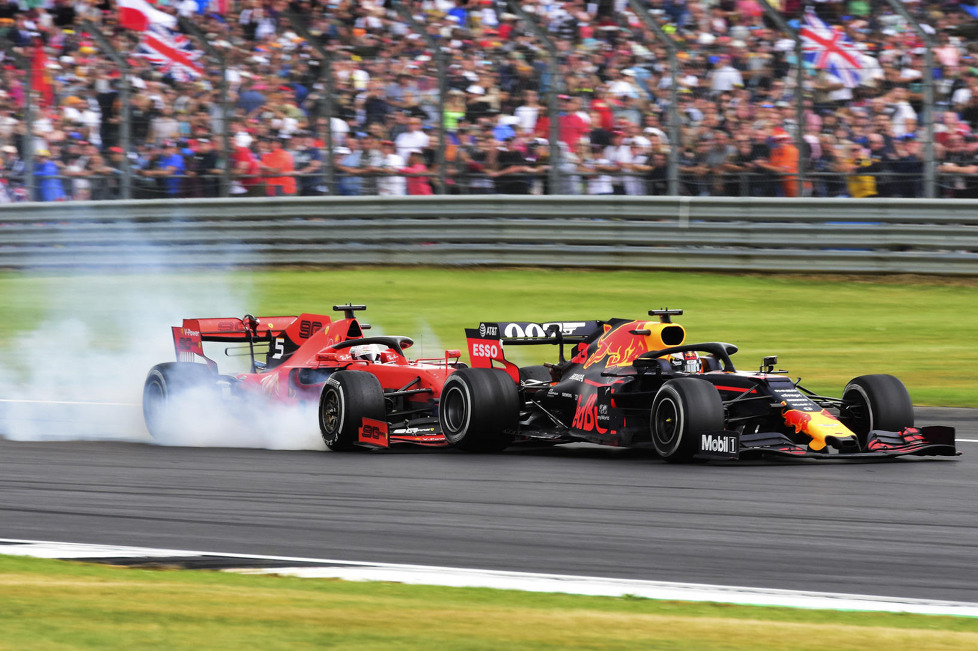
[137,24,204,81]
[118,0,177,32]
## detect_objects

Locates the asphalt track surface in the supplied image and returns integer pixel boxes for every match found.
[1,407,976,604]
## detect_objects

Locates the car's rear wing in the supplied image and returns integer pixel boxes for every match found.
[172,314,333,367]
[465,321,600,381]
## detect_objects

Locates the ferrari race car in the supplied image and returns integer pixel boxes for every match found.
[443,309,958,461]
[143,305,465,449]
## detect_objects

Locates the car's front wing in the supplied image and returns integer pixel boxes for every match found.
[694,426,958,461]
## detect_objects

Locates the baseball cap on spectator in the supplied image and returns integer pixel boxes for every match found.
[37,149,50,156]
[108,146,123,154]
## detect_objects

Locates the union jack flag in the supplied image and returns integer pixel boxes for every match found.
[800,11,863,88]
[136,24,204,82]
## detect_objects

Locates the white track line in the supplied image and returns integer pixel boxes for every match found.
[1,539,975,617]
[0,399,139,407]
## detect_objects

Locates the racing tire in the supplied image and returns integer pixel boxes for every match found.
[319,371,386,451]
[650,378,724,463]
[439,368,518,452]
[518,365,552,383]
[839,374,914,443]
[143,362,220,441]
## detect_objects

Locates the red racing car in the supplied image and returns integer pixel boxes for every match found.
[143,305,465,449]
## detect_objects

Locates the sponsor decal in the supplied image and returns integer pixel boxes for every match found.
[478,323,499,338]
[182,328,200,337]
[772,387,818,410]
[391,426,438,436]
[782,408,855,451]
[358,418,389,447]
[585,322,652,369]
[470,342,501,359]
[299,320,324,339]
[699,434,739,456]
[260,373,279,397]
[571,394,607,434]
[502,322,587,338]
[326,377,341,388]
[569,373,585,382]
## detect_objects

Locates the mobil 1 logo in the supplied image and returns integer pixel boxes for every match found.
[697,432,739,459]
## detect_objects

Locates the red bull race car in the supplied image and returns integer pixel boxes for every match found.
[143,305,463,449]
[445,309,958,461]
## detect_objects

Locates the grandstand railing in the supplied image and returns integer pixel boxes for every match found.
[8,170,974,201]
[0,196,974,274]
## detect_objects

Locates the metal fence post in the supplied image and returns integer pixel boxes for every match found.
[1,40,33,198]
[178,17,230,198]
[626,0,680,196]
[756,0,806,198]
[82,21,131,199]
[392,1,447,194]
[882,0,936,198]
[504,0,561,195]
[285,10,334,194]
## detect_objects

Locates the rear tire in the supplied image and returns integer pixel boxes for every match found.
[839,374,914,442]
[143,362,219,441]
[319,371,386,451]
[439,368,518,452]
[650,378,724,462]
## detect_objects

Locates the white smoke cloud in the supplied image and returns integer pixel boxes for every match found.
[0,270,325,451]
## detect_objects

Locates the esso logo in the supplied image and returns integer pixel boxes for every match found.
[472,343,499,358]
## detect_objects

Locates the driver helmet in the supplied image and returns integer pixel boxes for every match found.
[670,351,701,374]
[350,343,386,363]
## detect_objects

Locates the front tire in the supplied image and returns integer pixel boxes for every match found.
[650,378,724,462]
[319,371,386,451]
[143,362,219,440]
[839,374,914,442]
[439,368,518,452]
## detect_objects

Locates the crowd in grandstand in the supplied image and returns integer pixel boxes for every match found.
[1,0,978,201]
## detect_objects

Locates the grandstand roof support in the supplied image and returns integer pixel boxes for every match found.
[82,21,131,200]
[504,0,561,195]
[625,0,680,196]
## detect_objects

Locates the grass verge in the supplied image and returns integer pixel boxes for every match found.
[0,268,975,406]
[2,555,977,650]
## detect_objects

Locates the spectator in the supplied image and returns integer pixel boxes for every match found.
[187,139,222,199]
[152,140,188,198]
[402,151,433,196]
[764,129,804,198]
[377,140,406,196]
[491,137,532,195]
[34,149,65,202]
[232,138,263,198]
[260,136,297,197]
[891,136,925,198]
[292,132,325,197]
[394,117,429,163]
[336,139,364,197]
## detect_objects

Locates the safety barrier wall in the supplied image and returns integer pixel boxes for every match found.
[1,196,976,275]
